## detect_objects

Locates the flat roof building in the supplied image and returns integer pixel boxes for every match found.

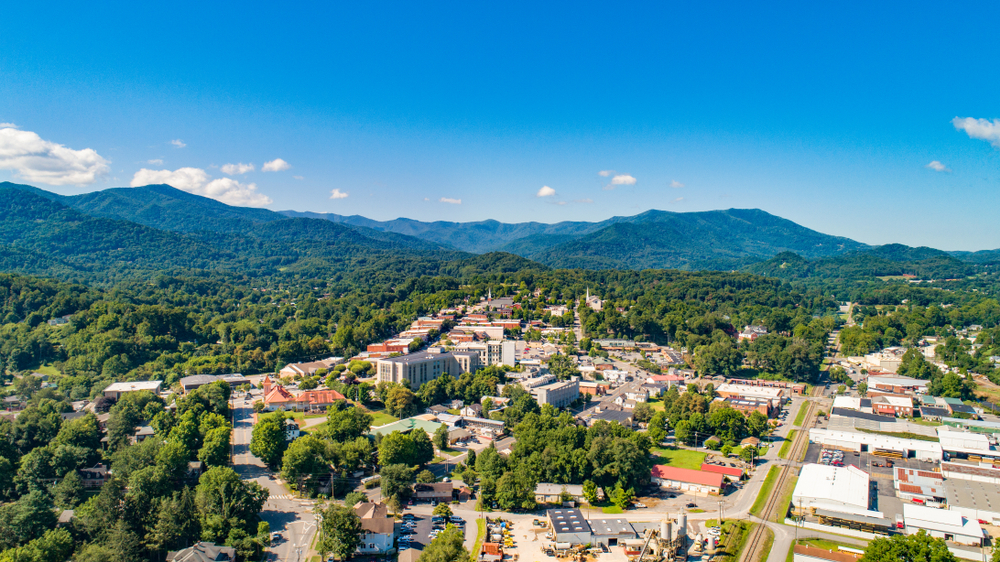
[945,477,1000,525]
[792,464,876,518]
[715,383,783,402]
[903,503,984,546]
[376,351,479,387]
[531,380,579,408]
[589,518,636,547]
[547,509,592,545]
[103,381,163,400]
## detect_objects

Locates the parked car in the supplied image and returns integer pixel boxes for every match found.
[686,503,697,508]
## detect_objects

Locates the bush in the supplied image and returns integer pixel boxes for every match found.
[364,478,381,489]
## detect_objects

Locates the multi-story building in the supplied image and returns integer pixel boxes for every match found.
[376,351,479,387]
[531,380,580,408]
[457,340,516,367]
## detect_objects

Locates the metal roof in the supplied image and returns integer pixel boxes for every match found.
[547,509,592,535]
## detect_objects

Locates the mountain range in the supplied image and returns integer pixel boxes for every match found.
[0,181,993,282]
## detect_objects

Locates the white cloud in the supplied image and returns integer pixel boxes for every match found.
[603,174,637,190]
[170,139,186,148]
[147,159,163,165]
[926,161,950,172]
[672,197,684,203]
[262,158,291,172]
[670,180,685,188]
[221,162,254,175]
[598,170,615,177]
[952,117,1000,147]
[440,197,462,204]
[293,175,304,180]
[0,127,110,185]
[131,167,272,207]
[0,123,18,129]
[537,185,556,197]
[330,188,349,199]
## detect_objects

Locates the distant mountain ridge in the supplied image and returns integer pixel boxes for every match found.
[3,181,998,280]
[283,207,871,270]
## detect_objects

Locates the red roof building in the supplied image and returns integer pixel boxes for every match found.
[263,385,295,411]
[296,389,346,412]
[650,465,724,494]
[701,463,744,479]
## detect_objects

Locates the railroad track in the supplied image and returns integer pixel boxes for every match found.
[739,399,816,562]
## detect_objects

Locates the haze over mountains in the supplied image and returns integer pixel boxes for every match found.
[1,181,994,283]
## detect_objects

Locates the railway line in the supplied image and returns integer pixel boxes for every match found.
[739,399,817,562]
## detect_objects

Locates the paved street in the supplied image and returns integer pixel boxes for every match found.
[231,392,318,562]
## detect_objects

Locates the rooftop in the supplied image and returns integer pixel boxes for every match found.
[589,518,635,536]
[104,380,162,393]
[547,509,592,535]
[650,465,724,488]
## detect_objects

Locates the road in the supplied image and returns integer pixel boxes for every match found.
[231,392,318,562]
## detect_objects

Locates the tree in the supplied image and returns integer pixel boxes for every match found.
[858,382,868,397]
[378,431,416,467]
[495,469,535,512]
[647,411,667,444]
[343,491,367,507]
[609,484,635,511]
[417,525,472,562]
[673,420,693,446]
[385,387,418,418]
[411,430,435,466]
[416,469,436,484]
[250,412,288,468]
[740,446,757,464]
[317,504,362,561]
[379,464,414,508]
[323,406,373,443]
[860,530,956,562]
[0,489,57,550]
[582,480,599,504]
[52,470,84,509]
[281,434,328,492]
[433,424,449,451]
[198,426,231,467]
[194,466,269,544]
[0,528,74,562]
[632,403,654,425]
[433,503,453,518]
[721,444,733,457]
[747,411,769,438]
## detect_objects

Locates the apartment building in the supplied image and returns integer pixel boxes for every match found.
[376,351,480,386]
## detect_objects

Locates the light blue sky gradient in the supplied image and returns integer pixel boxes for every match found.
[2,1,999,249]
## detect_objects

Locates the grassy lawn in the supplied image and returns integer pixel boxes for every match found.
[689,509,705,513]
[910,418,942,427]
[601,506,624,514]
[750,466,780,518]
[778,431,797,459]
[715,520,752,562]
[368,410,399,427]
[647,397,665,411]
[471,518,486,557]
[301,421,327,433]
[438,449,462,457]
[34,364,61,377]
[772,474,798,523]
[431,456,445,463]
[792,404,808,427]
[651,447,707,470]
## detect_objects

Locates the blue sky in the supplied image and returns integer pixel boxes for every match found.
[2,1,1000,250]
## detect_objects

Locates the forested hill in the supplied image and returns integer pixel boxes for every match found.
[0,184,491,284]
[744,247,975,281]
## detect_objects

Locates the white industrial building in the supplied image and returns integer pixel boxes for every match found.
[937,428,997,458]
[792,464,880,518]
[103,380,163,399]
[902,504,984,546]
[808,428,943,461]
[945,477,1000,525]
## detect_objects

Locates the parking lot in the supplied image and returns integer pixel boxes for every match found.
[397,513,468,551]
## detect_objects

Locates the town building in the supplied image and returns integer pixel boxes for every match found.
[871,395,914,417]
[534,483,588,505]
[179,373,249,394]
[103,380,163,400]
[791,464,876,518]
[547,509,593,545]
[893,467,946,505]
[792,545,862,562]
[715,383,783,403]
[738,325,768,342]
[726,397,774,417]
[902,503,984,546]
[166,542,236,561]
[831,396,873,414]
[354,502,394,555]
[589,518,637,547]
[866,375,928,395]
[412,482,453,502]
[531,380,579,408]
[279,357,344,378]
[701,463,744,480]
[456,340,516,367]
[649,465,724,495]
[293,388,346,412]
[376,351,480,386]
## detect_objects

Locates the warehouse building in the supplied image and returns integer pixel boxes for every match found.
[808,428,943,461]
[893,468,946,505]
[546,509,592,545]
[945,477,1000,525]
[791,464,878,518]
[903,504,984,546]
[650,465,724,495]
[588,518,637,547]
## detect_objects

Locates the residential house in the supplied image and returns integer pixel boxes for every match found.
[102,380,163,400]
[278,357,344,378]
[535,483,588,505]
[284,418,301,441]
[738,325,768,342]
[79,464,110,488]
[354,502,394,555]
[461,403,483,418]
[166,542,236,562]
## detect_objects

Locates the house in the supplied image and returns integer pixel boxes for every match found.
[130,425,155,445]
[79,464,110,488]
[398,548,422,562]
[650,465,724,495]
[455,486,473,502]
[354,502,394,555]
[587,408,634,428]
[102,380,163,400]
[166,542,236,561]
[284,418,301,441]
[738,325,768,342]
[413,482,453,502]
[461,403,482,417]
[2,395,26,411]
[262,385,296,411]
[535,483,588,505]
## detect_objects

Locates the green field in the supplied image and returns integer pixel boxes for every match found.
[471,518,486,557]
[792,405,807,427]
[750,466,780,518]
[778,431,797,459]
[33,364,61,377]
[651,447,707,470]
[368,410,399,427]
[601,506,624,514]
[773,475,798,522]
